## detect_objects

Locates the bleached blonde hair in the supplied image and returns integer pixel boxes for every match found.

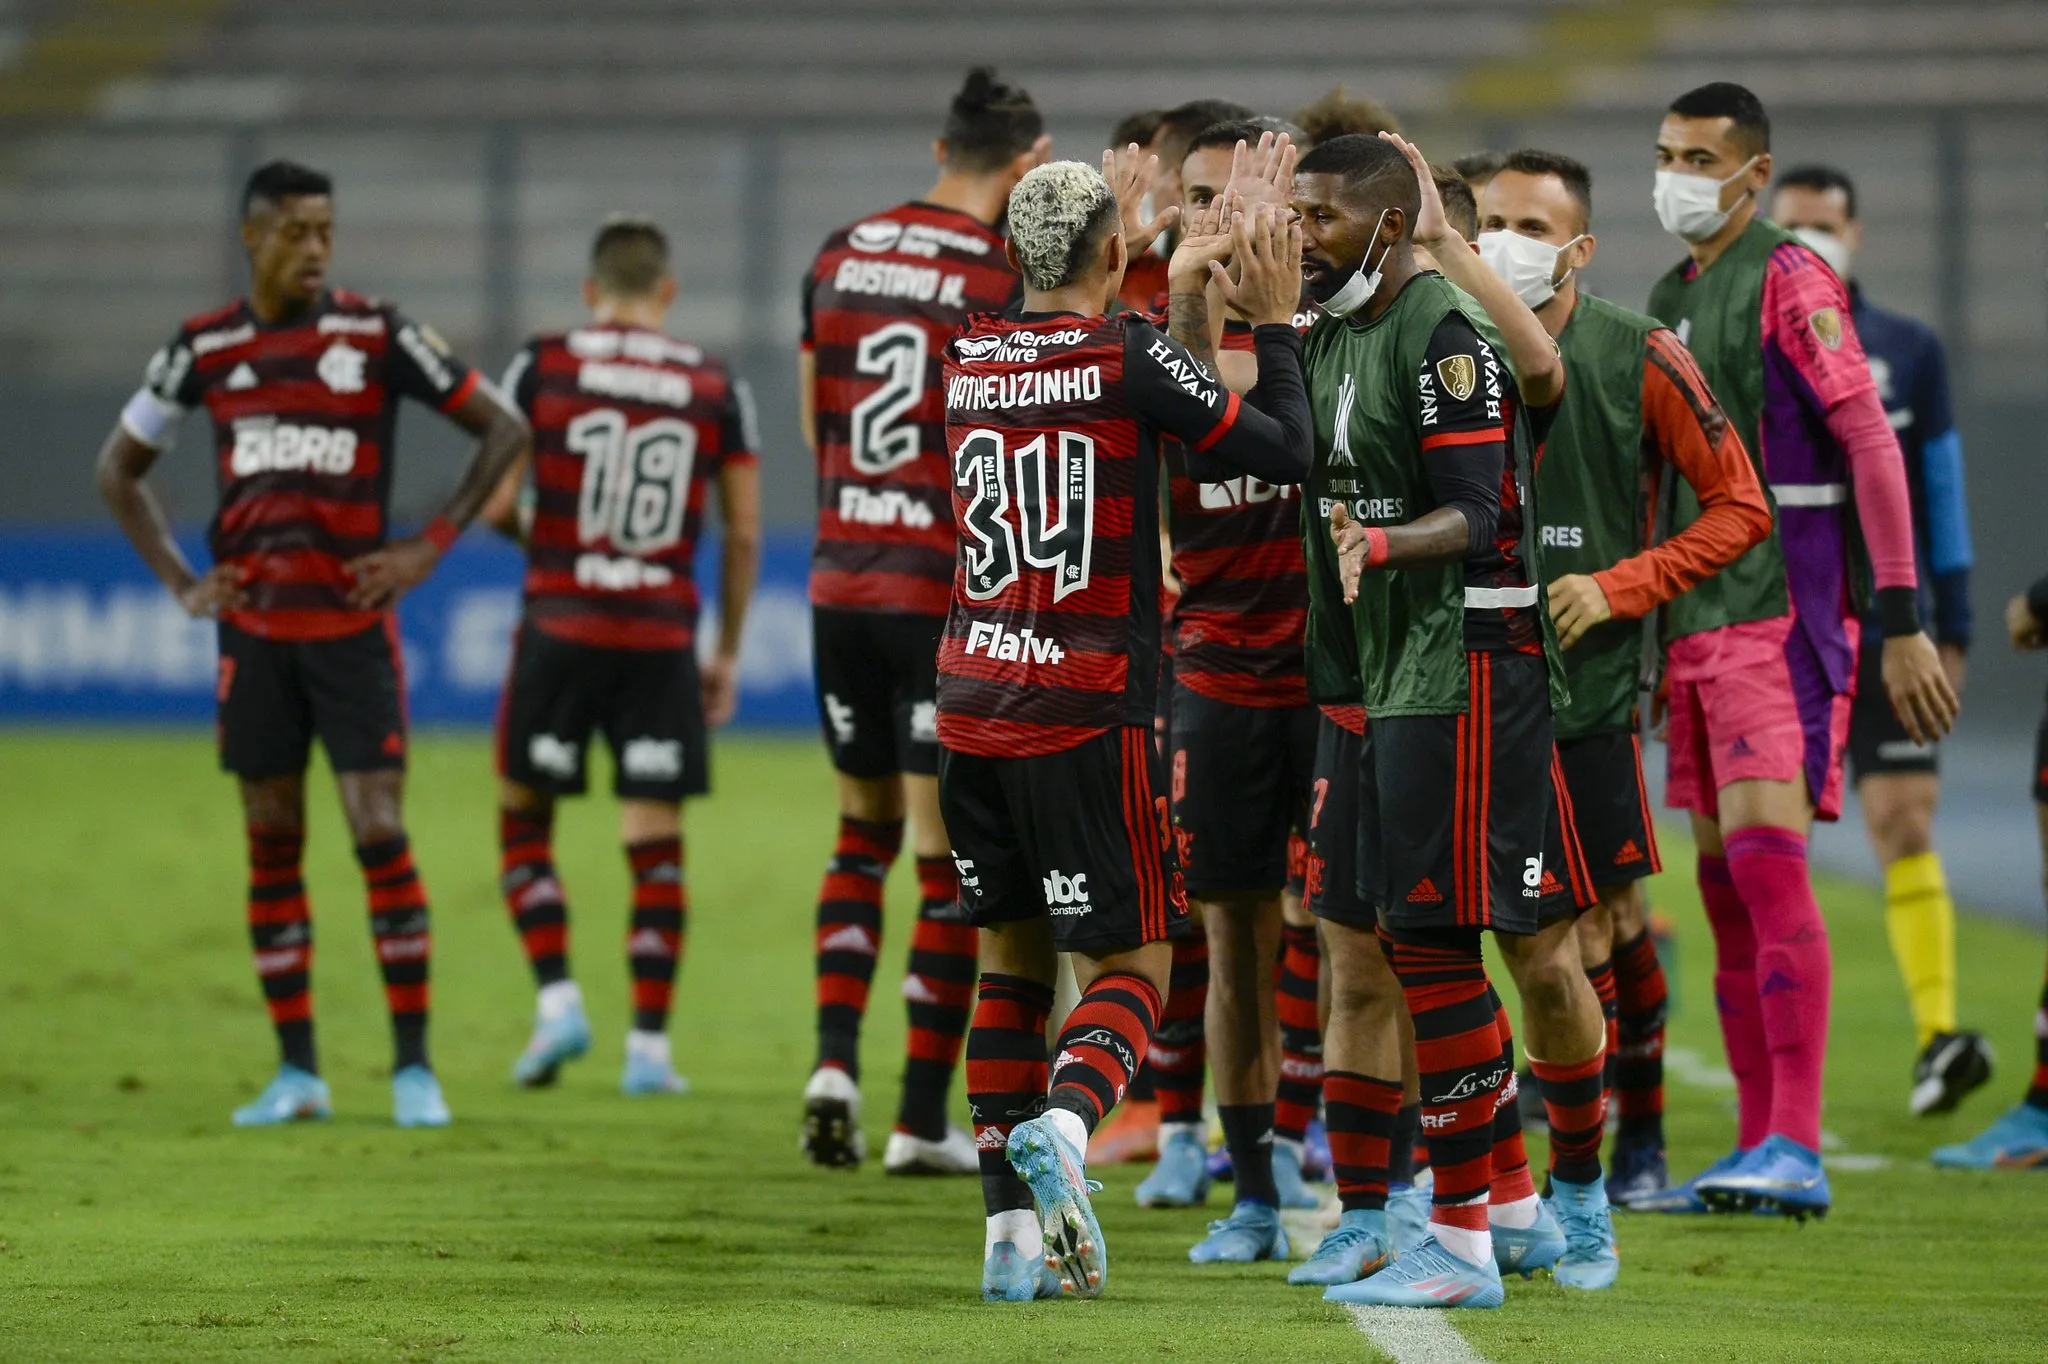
[1006,161,1119,292]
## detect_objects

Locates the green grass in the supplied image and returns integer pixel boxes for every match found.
[1,730,2044,1361]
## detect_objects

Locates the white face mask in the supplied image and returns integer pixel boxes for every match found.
[1477,229,1583,310]
[1790,225,1852,281]
[1320,210,1394,317]
[1653,156,1758,244]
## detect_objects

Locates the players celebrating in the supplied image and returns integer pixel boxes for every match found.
[1768,166,1987,1115]
[799,68,1048,1172]
[482,217,761,1096]
[1639,83,1957,1217]
[95,159,530,1128]
[946,162,1311,1302]
[1473,149,1773,1204]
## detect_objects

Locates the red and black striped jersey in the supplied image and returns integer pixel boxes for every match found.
[937,310,1306,758]
[1165,320,1310,708]
[132,288,478,641]
[501,324,757,652]
[803,202,1019,616]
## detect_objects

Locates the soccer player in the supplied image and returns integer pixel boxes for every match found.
[1475,150,1774,1206]
[1932,583,2048,1169]
[95,159,529,1128]
[1638,83,1957,1216]
[1136,125,1325,1255]
[798,67,1048,1172]
[1768,165,1987,1115]
[1298,131,1567,1310]
[481,217,761,1096]
[947,164,1311,1301]
[1115,98,1255,310]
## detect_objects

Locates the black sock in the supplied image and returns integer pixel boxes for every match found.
[1219,1102,1279,1207]
[1389,1103,1421,1185]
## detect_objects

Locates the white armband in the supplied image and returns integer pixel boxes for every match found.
[119,387,186,449]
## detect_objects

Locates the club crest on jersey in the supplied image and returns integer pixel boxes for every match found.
[1808,307,1844,351]
[1435,353,1477,402]
[317,341,367,394]
[848,219,905,253]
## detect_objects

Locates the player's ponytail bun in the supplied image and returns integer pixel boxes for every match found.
[943,66,1043,173]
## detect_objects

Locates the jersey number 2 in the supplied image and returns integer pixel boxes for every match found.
[953,427,1096,602]
[568,408,697,554]
[849,322,926,476]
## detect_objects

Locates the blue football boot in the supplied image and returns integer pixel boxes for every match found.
[1188,1198,1289,1263]
[392,1065,452,1128]
[1932,1103,2048,1170]
[1008,1115,1107,1298]
[1134,1125,1211,1207]
[1301,1117,1333,1181]
[511,996,591,1087]
[1696,1134,1829,1218]
[231,1065,332,1127]
[1323,1234,1504,1309]
[1288,1208,1394,1287]
[1271,1138,1322,1210]
[1386,1181,1431,1256]
[1606,1132,1669,1206]
[1626,1148,1747,1213]
[981,1241,1063,1302]
[1549,1176,1620,1289]
[1492,1199,1566,1278]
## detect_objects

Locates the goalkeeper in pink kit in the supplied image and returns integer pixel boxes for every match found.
[1631,84,1959,1216]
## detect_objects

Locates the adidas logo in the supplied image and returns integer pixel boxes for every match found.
[1729,736,1756,757]
[1406,878,1444,904]
[226,361,259,390]
[818,924,877,955]
[1615,839,1645,865]
[1759,969,1801,997]
[1538,869,1564,896]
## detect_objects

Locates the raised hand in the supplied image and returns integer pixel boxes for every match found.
[1222,131,1298,212]
[1168,184,1241,284]
[1208,203,1303,328]
[1379,131,1453,251]
[1103,143,1179,258]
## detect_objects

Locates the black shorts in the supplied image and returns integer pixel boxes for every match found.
[1540,731,1657,920]
[497,622,708,802]
[1169,686,1317,897]
[1850,626,1938,781]
[1363,651,1554,938]
[1307,712,1372,929]
[216,618,407,780]
[939,726,1188,954]
[2033,698,2048,804]
[813,607,942,779]
[1535,745,1602,926]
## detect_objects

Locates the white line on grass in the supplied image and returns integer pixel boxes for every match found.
[1345,1305,1493,1364]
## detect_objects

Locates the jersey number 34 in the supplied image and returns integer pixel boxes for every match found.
[953,427,1096,603]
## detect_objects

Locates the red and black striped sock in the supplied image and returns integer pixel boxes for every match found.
[1048,973,1163,1132]
[1275,922,1324,1143]
[1613,929,1669,1140]
[1151,935,1209,1127]
[1383,928,1503,1235]
[1585,955,1619,1113]
[1531,1052,1607,1185]
[248,824,316,1073]
[897,855,977,1141]
[2027,954,2048,1112]
[814,816,903,1079]
[1325,1069,1401,1211]
[1488,999,1538,1205]
[499,808,569,986]
[968,973,1054,1215]
[355,836,430,1072]
[626,836,686,1033]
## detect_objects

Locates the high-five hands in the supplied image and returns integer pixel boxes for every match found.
[1104,143,1179,257]
[1378,131,1456,253]
[1207,204,1303,328]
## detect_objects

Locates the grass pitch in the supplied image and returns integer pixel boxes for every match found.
[2,730,2045,1362]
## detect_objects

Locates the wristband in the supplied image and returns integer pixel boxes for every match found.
[424,515,461,554]
[1876,586,1920,639]
[1363,526,1390,570]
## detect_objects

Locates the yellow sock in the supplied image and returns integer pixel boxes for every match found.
[1884,851,1957,1047]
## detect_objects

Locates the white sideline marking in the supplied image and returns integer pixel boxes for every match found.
[1345,1305,1492,1363]
[1665,1047,1735,1090]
